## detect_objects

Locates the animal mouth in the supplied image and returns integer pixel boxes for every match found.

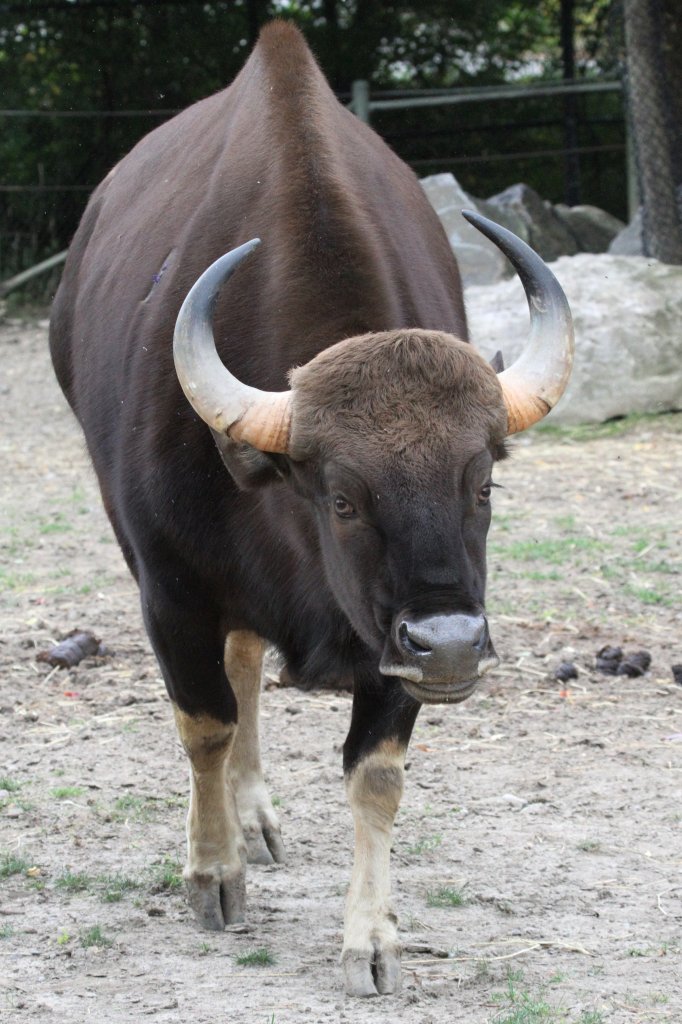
[378,610,499,703]
[400,677,479,704]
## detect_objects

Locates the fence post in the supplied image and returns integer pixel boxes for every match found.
[351,80,370,124]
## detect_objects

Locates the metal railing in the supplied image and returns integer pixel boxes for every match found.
[349,77,637,219]
[1,76,635,291]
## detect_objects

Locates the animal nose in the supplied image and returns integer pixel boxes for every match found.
[395,612,491,681]
[398,614,487,655]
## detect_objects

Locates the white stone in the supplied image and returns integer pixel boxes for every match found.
[466,254,682,424]
[420,173,512,286]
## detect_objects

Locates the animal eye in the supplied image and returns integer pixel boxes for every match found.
[478,484,492,506]
[333,496,356,519]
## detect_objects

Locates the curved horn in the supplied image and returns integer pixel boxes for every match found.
[462,210,574,435]
[173,238,291,452]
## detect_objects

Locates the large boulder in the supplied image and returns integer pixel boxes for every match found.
[466,254,682,425]
[486,183,579,261]
[608,209,644,255]
[420,173,512,286]
[554,204,625,253]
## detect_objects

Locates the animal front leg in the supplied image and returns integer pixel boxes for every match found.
[341,679,419,997]
[173,707,246,929]
[225,630,285,865]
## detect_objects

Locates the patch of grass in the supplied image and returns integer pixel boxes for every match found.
[0,568,37,591]
[0,778,21,793]
[235,947,276,967]
[38,513,72,535]
[80,925,112,948]
[109,794,184,827]
[109,793,183,822]
[518,569,562,582]
[51,786,85,799]
[577,840,602,853]
[98,872,141,903]
[405,833,442,856]
[271,795,281,807]
[553,514,577,532]
[55,870,93,893]
[150,855,183,892]
[489,971,605,1024]
[426,886,467,908]
[56,929,71,946]
[0,924,14,939]
[491,536,603,565]
[625,584,674,606]
[535,411,681,443]
[0,852,29,879]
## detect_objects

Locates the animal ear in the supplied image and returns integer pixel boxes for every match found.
[489,350,505,373]
[211,430,282,490]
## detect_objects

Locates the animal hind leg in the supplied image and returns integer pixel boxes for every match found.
[225,630,285,865]
[142,583,246,930]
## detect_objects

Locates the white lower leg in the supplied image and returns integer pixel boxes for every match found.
[225,631,285,864]
[174,707,246,928]
[342,740,405,996]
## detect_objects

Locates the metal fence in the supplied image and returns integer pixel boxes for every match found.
[1,76,633,293]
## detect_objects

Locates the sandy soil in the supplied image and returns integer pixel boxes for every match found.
[1,318,681,1024]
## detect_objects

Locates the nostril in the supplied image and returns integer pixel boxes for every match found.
[472,618,488,652]
[398,620,432,656]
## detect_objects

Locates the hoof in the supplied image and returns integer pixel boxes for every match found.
[342,945,401,997]
[185,866,246,930]
[244,822,286,865]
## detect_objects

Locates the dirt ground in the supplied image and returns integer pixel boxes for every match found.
[1,317,681,1024]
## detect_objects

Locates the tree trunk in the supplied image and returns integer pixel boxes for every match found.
[560,0,582,206]
[623,0,682,263]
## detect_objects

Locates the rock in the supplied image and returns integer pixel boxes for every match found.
[466,254,682,424]
[672,665,682,686]
[608,209,643,255]
[554,204,625,253]
[486,183,579,261]
[464,193,528,240]
[420,173,512,286]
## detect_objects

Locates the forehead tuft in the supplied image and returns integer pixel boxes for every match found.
[288,330,506,460]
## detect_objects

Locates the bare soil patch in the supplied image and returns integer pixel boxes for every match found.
[1,318,681,1023]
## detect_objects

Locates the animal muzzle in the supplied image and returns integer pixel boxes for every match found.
[379,611,499,704]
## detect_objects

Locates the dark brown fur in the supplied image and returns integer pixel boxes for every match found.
[289,329,506,462]
[49,17,510,906]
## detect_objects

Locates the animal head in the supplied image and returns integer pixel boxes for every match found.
[173,213,573,703]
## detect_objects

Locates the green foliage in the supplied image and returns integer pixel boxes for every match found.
[55,869,93,893]
[80,925,112,948]
[0,852,29,879]
[0,0,627,279]
[405,833,443,855]
[426,885,467,907]
[51,786,85,799]
[236,947,276,967]
[150,855,183,891]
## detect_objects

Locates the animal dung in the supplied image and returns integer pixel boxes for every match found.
[617,650,651,678]
[595,645,623,675]
[595,645,651,678]
[554,660,579,682]
[37,630,109,669]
